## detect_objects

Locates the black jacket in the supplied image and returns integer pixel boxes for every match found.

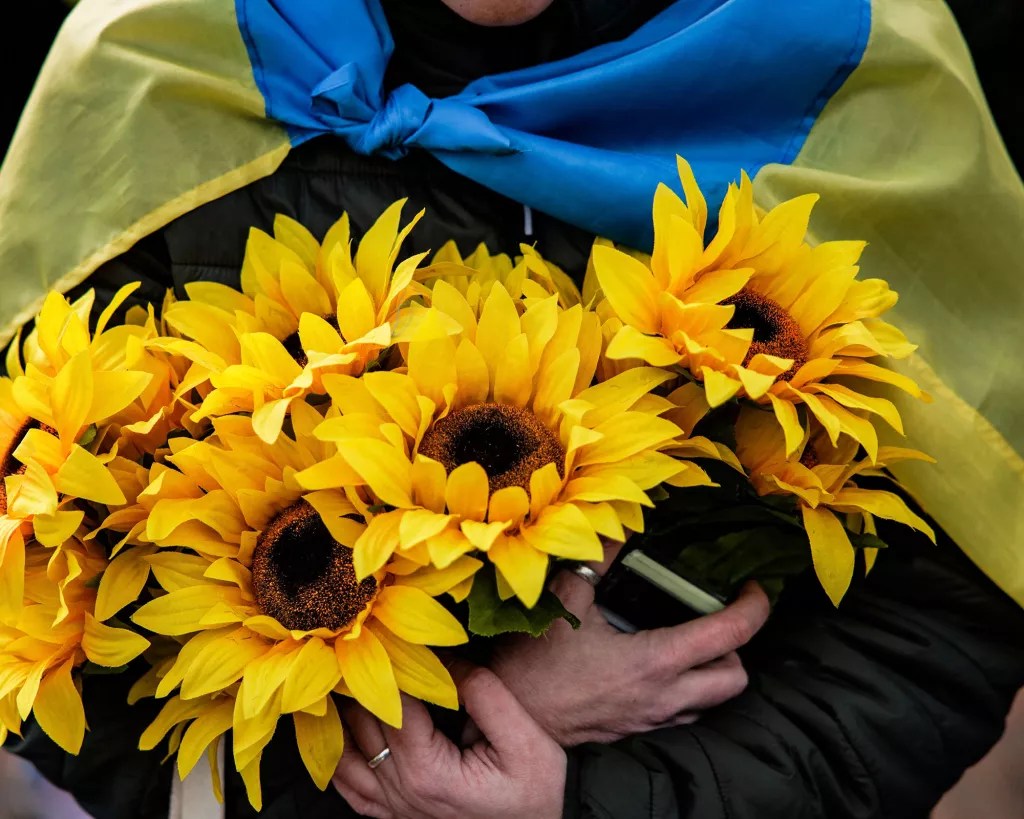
[7,2,1024,817]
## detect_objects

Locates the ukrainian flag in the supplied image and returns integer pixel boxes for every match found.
[0,0,1021,604]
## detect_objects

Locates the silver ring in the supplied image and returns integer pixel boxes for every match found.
[367,747,392,770]
[570,564,602,587]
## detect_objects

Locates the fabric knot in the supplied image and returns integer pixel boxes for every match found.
[312,67,514,160]
[354,85,432,159]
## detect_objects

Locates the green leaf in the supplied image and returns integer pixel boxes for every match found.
[849,531,889,551]
[81,662,130,676]
[668,525,812,603]
[467,567,579,638]
[77,424,98,449]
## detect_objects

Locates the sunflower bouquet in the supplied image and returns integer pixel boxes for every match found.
[0,157,934,807]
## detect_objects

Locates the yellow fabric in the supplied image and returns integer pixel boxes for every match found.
[0,0,290,349]
[755,0,1024,604]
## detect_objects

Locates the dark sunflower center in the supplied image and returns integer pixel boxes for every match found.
[282,314,340,367]
[724,289,808,381]
[0,420,51,516]
[418,403,565,495]
[251,500,376,631]
[799,444,820,469]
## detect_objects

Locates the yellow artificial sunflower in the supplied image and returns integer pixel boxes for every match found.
[0,536,150,753]
[297,282,710,608]
[163,201,458,444]
[97,295,209,461]
[734,406,935,606]
[419,240,583,309]
[594,157,925,461]
[0,287,153,622]
[117,406,470,807]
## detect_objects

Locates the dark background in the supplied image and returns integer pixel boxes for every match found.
[2,1,1022,171]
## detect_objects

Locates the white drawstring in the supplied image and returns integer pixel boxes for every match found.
[523,205,534,237]
[168,743,225,819]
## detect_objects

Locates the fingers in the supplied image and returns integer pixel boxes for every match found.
[381,694,453,765]
[451,662,551,758]
[551,539,624,611]
[645,581,770,671]
[664,652,749,713]
[343,702,390,760]
[332,729,392,818]
[343,697,459,812]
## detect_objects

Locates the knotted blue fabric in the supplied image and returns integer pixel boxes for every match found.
[237,0,870,249]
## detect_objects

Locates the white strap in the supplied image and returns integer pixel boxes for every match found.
[168,744,226,819]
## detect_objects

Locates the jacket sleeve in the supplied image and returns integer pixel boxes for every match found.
[563,533,1024,819]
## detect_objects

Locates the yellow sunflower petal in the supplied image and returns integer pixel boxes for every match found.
[829,488,935,541]
[493,334,533,408]
[488,486,530,525]
[294,696,345,792]
[54,445,126,506]
[51,351,93,444]
[369,623,459,710]
[6,461,59,517]
[339,439,413,508]
[303,490,365,548]
[132,586,242,636]
[767,394,806,457]
[33,510,85,549]
[445,462,489,521]
[522,504,602,561]
[605,325,682,367]
[410,456,448,513]
[180,629,269,700]
[577,413,680,467]
[488,535,548,608]
[177,700,234,781]
[353,510,404,580]
[425,528,474,569]
[393,556,483,598]
[592,245,661,335]
[801,505,855,608]
[252,397,294,445]
[0,525,25,623]
[529,462,564,520]
[336,629,402,728]
[82,613,150,668]
[32,660,86,755]
[700,367,742,407]
[281,638,342,714]
[475,285,522,378]
[397,508,451,550]
[372,585,467,647]
[139,696,208,751]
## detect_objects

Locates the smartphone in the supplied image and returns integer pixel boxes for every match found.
[595,549,726,632]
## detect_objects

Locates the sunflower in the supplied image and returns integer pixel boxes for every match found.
[1,287,153,622]
[734,406,935,606]
[97,294,208,461]
[419,240,583,310]
[162,202,459,444]
[0,536,150,753]
[120,406,470,807]
[594,157,925,461]
[296,282,707,608]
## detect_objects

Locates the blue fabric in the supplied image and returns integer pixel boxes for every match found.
[236,0,871,250]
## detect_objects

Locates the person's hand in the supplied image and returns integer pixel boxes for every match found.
[332,664,566,819]
[489,551,771,747]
